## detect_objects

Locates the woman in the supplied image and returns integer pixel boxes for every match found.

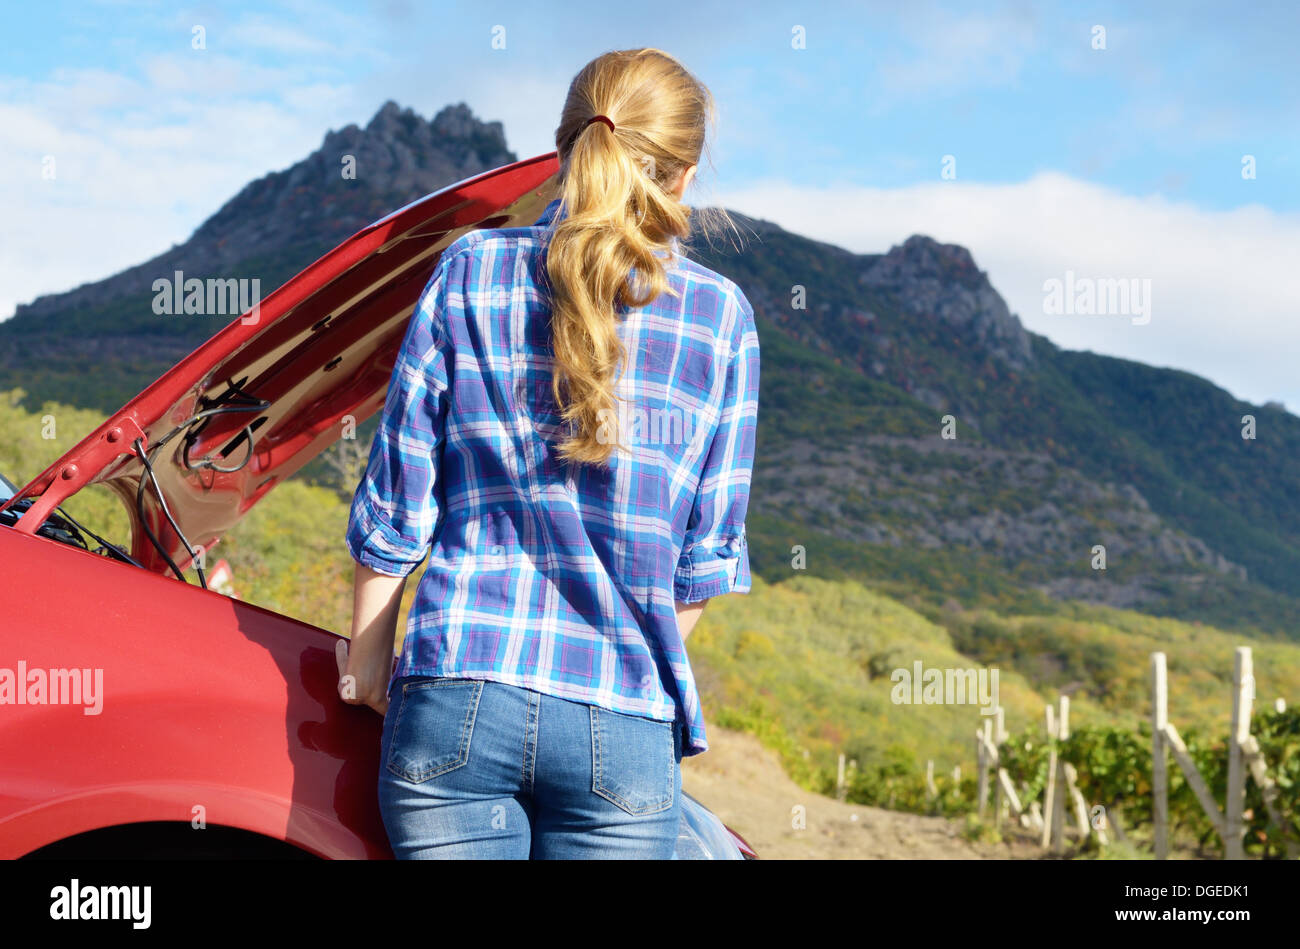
[337,48,760,859]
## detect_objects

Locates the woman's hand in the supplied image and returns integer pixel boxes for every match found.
[336,638,391,716]
[337,561,409,717]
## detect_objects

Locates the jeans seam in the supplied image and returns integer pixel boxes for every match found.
[522,689,539,794]
[520,686,528,791]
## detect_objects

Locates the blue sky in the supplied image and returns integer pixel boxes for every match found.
[2,0,1298,409]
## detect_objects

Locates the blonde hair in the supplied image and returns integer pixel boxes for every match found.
[545,48,731,466]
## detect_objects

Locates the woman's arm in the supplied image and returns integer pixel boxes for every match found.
[336,561,407,716]
[339,257,460,714]
[675,599,707,641]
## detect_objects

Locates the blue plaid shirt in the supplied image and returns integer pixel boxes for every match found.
[346,198,759,757]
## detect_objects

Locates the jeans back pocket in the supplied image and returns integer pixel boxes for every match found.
[385,677,485,783]
[589,706,676,816]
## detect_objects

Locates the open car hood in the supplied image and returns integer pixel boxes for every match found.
[4,154,560,578]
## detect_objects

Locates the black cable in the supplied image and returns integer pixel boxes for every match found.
[168,399,269,452]
[0,499,85,549]
[1,385,268,583]
[55,504,144,568]
[181,410,262,472]
[177,388,271,472]
[127,386,269,588]
[137,436,208,588]
[133,438,189,585]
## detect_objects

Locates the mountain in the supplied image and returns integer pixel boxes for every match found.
[687,220,1300,631]
[0,102,515,408]
[3,102,1298,637]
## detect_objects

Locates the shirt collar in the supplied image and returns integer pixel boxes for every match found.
[533,198,564,227]
[534,198,682,260]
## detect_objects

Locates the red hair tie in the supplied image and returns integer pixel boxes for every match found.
[586,114,615,132]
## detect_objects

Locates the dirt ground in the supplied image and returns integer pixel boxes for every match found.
[682,725,1044,859]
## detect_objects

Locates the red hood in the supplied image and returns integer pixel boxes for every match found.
[4,154,560,577]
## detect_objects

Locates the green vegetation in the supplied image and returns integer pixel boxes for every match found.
[691,228,1300,627]
[5,388,1297,858]
[0,389,131,543]
[688,571,1300,857]
[9,219,1300,641]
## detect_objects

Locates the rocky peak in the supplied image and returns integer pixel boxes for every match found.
[8,102,517,326]
[367,99,408,130]
[862,235,1034,369]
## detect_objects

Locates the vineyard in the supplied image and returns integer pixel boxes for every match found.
[4,392,1297,861]
[834,660,1300,859]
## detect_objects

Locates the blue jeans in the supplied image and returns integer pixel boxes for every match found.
[379,676,684,859]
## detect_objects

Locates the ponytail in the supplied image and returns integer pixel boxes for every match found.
[545,48,725,465]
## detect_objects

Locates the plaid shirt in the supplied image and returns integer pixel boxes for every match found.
[346,198,759,757]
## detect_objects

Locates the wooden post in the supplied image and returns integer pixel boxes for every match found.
[1062,762,1087,838]
[1053,696,1069,855]
[1064,762,1105,844]
[1225,647,1253,860]
[977,717,987,811]
[836,753,846,801]
[1152,652,1169,860]
[925,759,938,800]
[992,716,1005,829]
[976,721,991,818]
[1163,722,1227,838]
[1040,703,1057,850]
[997,768,1024,817]
[991,708,1008,828]
[981,730,1000,765]
[1241,734,1298,858]
[1276,698,1286,713]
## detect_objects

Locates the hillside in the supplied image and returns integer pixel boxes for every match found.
[683,726,1041,859]
[688,223,1300,632]
[2,392,1293,855]
[5,391,1292,780]
[2,101,1298,641]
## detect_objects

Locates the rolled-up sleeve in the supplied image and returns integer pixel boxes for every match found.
[674,291,760,604]
[346,250,459,577]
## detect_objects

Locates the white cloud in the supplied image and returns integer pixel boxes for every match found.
[711,172,1300,411]
[0,60,372,321]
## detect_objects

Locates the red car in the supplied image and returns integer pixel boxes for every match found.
[0,154,756,861]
